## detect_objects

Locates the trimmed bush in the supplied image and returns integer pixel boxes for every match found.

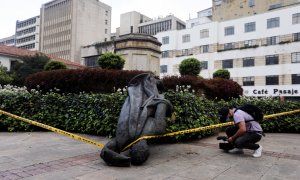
[25,69,148,93]
[203,78,243,100]
[98,53,125,70]
[213,69,230,79]
[179,58,201,76]
[1,86,299,141]
[44,61,67,71]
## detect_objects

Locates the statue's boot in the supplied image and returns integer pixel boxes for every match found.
[100,147,131,167]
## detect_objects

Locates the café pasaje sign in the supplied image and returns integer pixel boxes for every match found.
[243,85,300,97]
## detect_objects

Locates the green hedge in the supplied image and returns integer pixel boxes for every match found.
[0,86,299,143]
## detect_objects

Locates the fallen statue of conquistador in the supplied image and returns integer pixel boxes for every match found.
[100,73,173,167]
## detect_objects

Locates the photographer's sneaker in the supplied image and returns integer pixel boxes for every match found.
[253,145,263,158]
[228,148,244,154]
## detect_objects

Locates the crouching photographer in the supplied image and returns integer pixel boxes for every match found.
[218,104,264,158]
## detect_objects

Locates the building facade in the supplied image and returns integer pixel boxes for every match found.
[81,33,162,75]
[40,0,111,64]
[15,16,40,50]
[0,35,16,47]
[117,11,186,37]
[156,2,300,97]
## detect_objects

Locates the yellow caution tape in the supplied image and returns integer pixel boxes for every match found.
[1,109,300,152]
[0,110,104,148]
[121,109,300,151]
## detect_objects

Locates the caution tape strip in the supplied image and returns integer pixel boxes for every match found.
[0,110,104,148]
[121,109,300,151]
[1,109,300,151]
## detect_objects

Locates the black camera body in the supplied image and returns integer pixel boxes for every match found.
[217,136,234,151]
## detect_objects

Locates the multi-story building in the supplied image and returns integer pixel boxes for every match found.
[118,11,186,36]
[0,35,16,46]
[40,0,111,64]
[15,16,40,50]
[156,0,300,98]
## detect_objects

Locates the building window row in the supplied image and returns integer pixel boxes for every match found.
[242,74,300,86]
[16,27,36,37]
[223,13,299,37]
[200,29,209,38]
[16,18,37,28]
[222,53,298,69]
[139,20,172,35]
[44,20,71,31]
[16,35,35,44]
[19,43,35,50]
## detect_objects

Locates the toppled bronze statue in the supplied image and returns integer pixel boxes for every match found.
[100,73,173,166]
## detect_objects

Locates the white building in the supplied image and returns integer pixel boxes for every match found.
[0,35,16,47]
[118,11,186,36]
[15,16,40,50]
[156,4,300,97]
[40,0,111,64]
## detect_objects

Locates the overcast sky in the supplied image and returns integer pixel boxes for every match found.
[0,0,212,39]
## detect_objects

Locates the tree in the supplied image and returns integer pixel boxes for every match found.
[97,53,125,70]
[213,69,230,79]
[44,61,67,71]
[0,65,14,85]
[179,58,201,76]
[11,54,50,86]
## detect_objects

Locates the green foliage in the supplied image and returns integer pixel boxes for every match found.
[213,69,230,79]
[0,86,299,143]
[97,53,125,70]
[0,65,14,85]
[25,69,147,94]
[179,58,201,76]
[44,61,67,71]
[10,54,50,86]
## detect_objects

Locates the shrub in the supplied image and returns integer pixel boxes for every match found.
[203,78,243,100]
[179,58,201,76]
[25,69,148,93]
[10,54,50,86]
[44,61,67,71]
[161,75,205,95]
[1,86,299,140]
[97,53,125,70]
[0,65,14,85]
[213,69,230,79]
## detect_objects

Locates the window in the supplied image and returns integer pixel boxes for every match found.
[248,0,255,7]
[224,43,235,50]
[222,59,233,69]
[85,56,99,67]
[105,29,108,34]
[160,65,168,73]
[201,61,208,70]
[105,10,109,16]
[162,36,169,44]
[243,57,254,67]
[292,52,300,63]
[266,36,279,45]
[182,49,189,56]
[161,51,169,58]
[266,75,279,85]
[182,34,190,43]
[225,26,234,36]
[243,76,254,86]
[266,55,279,65]
[244,39,256,47]
[244,22,256,32]
[200,29,209,38]
[105,20,108,25]
[292,13,300,24]
[292,74,300,84]
[267,17,280,29]
[201,45,209,53]
[293,32,300,42]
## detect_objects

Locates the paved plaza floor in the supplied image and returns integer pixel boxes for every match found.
[0,132,299,180]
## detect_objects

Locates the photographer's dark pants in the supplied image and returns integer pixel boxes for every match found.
[226,126,261,150]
